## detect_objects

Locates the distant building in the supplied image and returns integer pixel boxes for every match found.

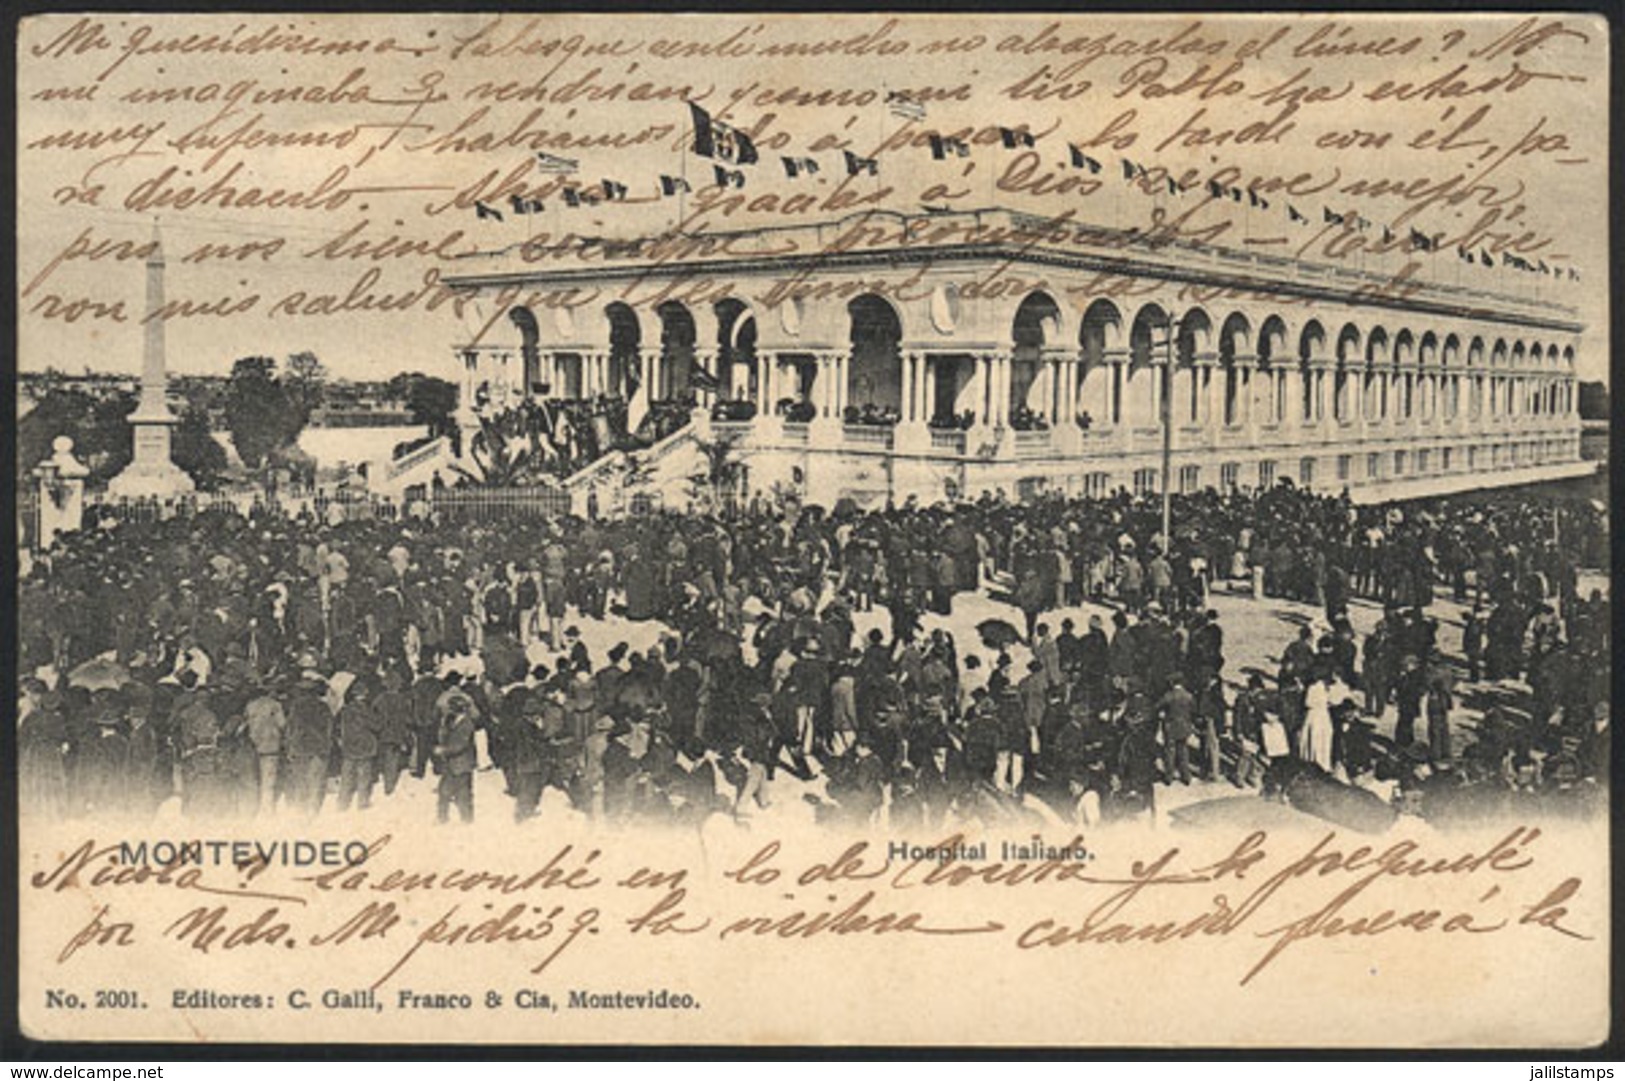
[437,206,1587,508]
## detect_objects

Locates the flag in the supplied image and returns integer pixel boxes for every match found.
[1121,158,1146,181]
[1382,226,1394,244]
[1409,228,1434,251]
[1481,249,1495,267]
[659,175,691,196]
[781,156,820,178]
[1324,208,1345,226]
[1459,246,1474,263]
[627,384,648,436]
[1248,190,1269,210]
[601,179,628,201]
[998,127,1036,149]
[689,102,759,164]
[844,150,879,176]
[1207,180,1224,199]
[561,186,590,208]
[1568,267,1579,281]
[713,165,746,189]
[1288,204,1307,224]
[928,134,970,159]
[689,358,720,392]
[474,200,503,221]
[1230,187,1242,202]
[507,195,543,215]
[1168,177,1182,196]
[885,90,926,121]
[535,152,579,174]
[1067,145,1101,173]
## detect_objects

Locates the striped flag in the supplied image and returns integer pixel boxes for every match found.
[781,156,820,178]
[474,200,503,221]
[1067,145,1101,173]
[659,175,691,196]
[928,134,970,160]
[843,150,879,176]
[535,152,579,174]
[885,90,926,121]
[998,127,1036,149]
[689,102,759,164]
[713,165,746,189]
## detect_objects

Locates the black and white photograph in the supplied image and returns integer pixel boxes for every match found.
[9,10,1613,1050]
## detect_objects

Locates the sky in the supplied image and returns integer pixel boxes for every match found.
[15,12,1610,384]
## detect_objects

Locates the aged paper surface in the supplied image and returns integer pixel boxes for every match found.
[14,11,1610,1047]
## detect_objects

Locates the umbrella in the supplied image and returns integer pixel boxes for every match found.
[67,656,130,693]
[976,618,1022,649]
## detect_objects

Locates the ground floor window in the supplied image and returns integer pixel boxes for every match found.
[1178,464,1201,493]
[1132,467,1158,497]
[1220,462,1240,491]
[1417,449,1430,473]
[1367,452,1382,480]
[1084,472,1110,499]
[1299,457,1315,487]
[1336,454,1352,482]
[1442,447,1453,472]
[1257,460,1276,489]
[1394,450,1407,476]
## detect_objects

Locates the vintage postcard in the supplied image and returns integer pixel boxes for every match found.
[12,11,1611,1048]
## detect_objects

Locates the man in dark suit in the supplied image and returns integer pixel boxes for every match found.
[1157,673,1195,785]
[434,692,478,824]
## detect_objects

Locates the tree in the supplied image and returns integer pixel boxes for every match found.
[17,389,226,489]
[224,356,303,469]
[171,404,229,489]
[398,372,459,436]
[283,351,328,423]
[687,432,745,511]
[1577,381,1608,420]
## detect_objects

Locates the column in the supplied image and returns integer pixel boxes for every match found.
[995,352,1012,427]
[976,354,992,426]
[1104,349,1129,428]
[923,356,937,424]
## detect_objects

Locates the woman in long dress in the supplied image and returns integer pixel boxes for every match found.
[1298,671,1337,771]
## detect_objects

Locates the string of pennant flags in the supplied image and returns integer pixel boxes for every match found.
[464,96,1579,284]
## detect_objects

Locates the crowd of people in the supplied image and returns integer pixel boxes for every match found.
[16,480,1609,833]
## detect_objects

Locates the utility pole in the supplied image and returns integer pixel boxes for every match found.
[1160,310,1178,551]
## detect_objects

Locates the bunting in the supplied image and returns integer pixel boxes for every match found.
[843,150,879,176]
[1067,145,1102,173]
[689,102,759,164]
[885,90,927,121]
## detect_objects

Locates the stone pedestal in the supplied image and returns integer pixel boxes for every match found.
[107,408,193,499]
[35,437,89,548]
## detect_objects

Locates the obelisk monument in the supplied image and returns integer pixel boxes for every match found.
[107,220,194,498]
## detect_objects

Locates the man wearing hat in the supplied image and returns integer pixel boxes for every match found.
[508,691,551,823]
[122,681,164,817]
[433,688,478,824]
[244,675,287,816]
[283,668,334,816]
[336,674,380,812]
